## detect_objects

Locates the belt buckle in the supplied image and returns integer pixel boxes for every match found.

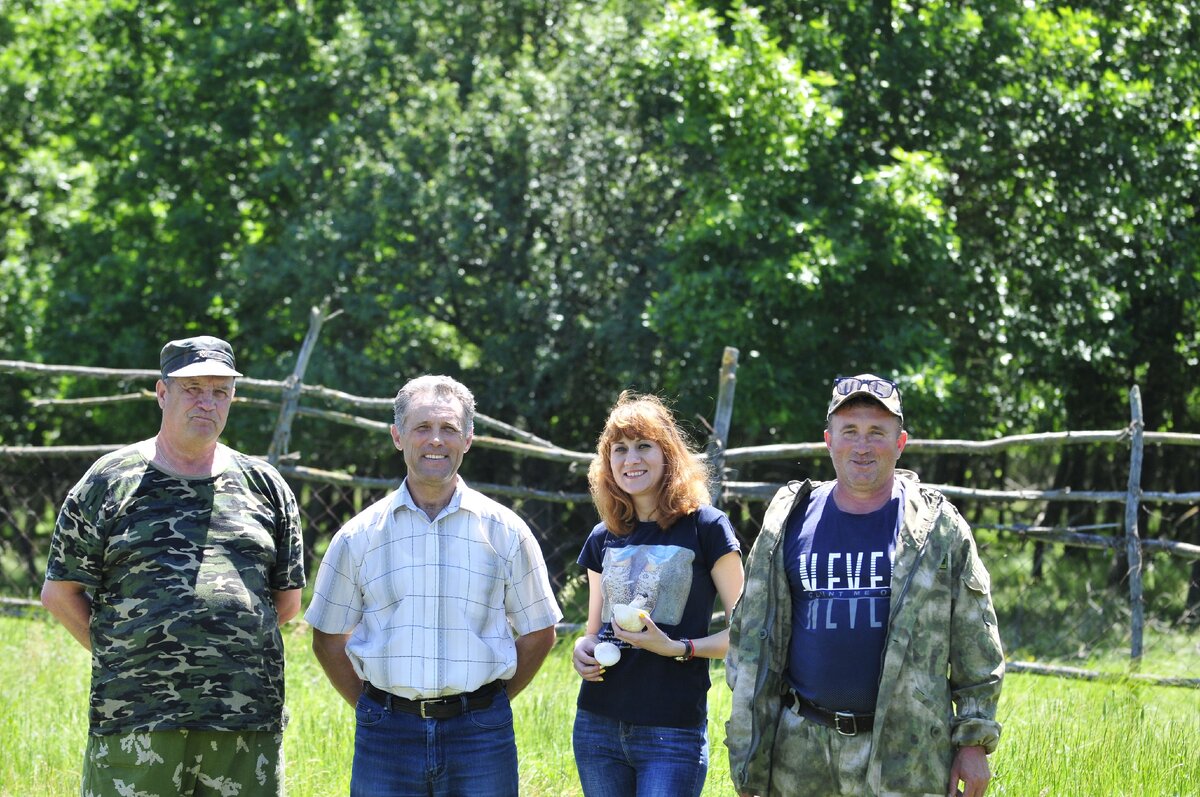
[833,711,858,736]
[419,699,432,720]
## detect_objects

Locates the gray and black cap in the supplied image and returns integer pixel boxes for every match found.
[160,335,242,378]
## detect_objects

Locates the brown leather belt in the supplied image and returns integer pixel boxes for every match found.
[784,688,874,736]
[363,680,503,719]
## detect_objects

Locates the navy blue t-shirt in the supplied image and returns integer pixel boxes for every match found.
[576,504,740,728]
[784,486,898,713]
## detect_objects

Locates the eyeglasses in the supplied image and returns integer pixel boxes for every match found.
[833,376,898,399]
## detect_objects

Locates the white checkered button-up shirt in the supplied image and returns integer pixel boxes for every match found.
[305,478,563,700]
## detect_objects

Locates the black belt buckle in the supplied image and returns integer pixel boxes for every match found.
[416,694,460,719]
[833,711,859,736]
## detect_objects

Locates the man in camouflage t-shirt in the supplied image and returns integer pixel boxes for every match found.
[41,335,305,797]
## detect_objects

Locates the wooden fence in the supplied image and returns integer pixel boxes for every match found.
[3,310,1199,685]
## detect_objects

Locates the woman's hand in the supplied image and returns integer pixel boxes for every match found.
[572,634,606,681]
[611,613,683,658]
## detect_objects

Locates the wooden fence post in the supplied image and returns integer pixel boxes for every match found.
[706,347,740,508]
[268,305,329,465]
[1125,385,1145,666]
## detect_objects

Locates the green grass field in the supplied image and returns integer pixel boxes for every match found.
[1,614,1197,796]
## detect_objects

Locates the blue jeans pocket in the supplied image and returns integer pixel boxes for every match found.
[354,694,386,727]
[469,691,514,731]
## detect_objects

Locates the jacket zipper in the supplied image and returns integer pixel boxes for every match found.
[740,483,808,786]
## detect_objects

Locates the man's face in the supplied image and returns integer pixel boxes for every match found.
[157,375,235,448]
[824,402,907,501]
[390,393,472,493]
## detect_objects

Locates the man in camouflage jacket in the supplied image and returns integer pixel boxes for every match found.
[41,336,305,797]
[725,375,1004,797]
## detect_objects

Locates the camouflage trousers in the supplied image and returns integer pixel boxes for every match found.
[82,728,284,797]
[765,706,872,797]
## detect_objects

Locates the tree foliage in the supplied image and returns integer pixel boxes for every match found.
[2,0,1197,465]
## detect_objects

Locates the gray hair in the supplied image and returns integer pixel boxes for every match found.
[393,375,476,435]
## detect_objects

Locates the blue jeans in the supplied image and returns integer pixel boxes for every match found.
[350,689,519,797]
[572,708,708,797]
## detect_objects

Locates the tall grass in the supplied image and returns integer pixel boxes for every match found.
[1,615,1196,796]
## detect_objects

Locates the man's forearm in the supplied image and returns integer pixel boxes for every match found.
[507,625,556,698]
[272,588,302,626]
[311,630,363,707]
[41,580,92,650]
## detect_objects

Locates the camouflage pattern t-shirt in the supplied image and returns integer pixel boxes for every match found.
[45,443,306,735]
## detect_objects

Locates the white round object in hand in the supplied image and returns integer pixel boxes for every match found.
[593,641,621,666]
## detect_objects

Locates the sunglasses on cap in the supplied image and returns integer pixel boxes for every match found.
[833,376,899,399]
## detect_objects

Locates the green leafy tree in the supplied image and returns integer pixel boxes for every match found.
[631,5,967,443]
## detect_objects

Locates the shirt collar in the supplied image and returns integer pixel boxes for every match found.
[390,476,468,520]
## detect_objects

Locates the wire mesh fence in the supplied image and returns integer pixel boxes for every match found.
[0,451,85,601]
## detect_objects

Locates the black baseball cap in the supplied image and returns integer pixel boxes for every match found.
[159,336,243,378]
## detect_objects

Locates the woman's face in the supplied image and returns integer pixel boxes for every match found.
[608,436,666,502]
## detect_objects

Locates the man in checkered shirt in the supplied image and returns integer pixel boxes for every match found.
[307,374,561,797]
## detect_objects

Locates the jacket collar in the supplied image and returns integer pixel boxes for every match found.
[894,470,937,551]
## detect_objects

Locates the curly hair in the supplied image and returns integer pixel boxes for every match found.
[588,391,711,535]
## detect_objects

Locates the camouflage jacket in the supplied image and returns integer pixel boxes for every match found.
[46,443,306,735]
[725,473,1003,796]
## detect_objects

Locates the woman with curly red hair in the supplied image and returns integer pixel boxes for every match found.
[571,391,744,797]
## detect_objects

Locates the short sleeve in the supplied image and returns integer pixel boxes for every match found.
[46,467,112,589]
[304,529,364,634]
[504,521,563,635]
[696,505,741,570]
[576,522,608,573]
[267,469,306,591]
